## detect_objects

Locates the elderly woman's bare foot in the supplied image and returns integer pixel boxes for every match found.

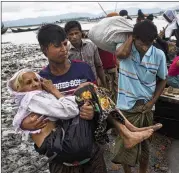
[132,123,163,132]
[123,129,154,149]
[147,123,163,131]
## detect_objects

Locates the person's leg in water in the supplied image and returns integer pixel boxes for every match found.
[107,115,153,149]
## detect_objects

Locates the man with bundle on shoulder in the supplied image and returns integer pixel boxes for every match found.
[112,20,167,173]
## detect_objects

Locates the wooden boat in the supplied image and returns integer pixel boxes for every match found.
[10,27,39,33]
[1,27,8,35]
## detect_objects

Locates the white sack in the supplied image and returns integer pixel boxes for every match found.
[88,16,134,53]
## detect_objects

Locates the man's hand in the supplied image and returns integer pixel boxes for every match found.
[80,101,94,120]
[142,101,155,114]
[74,82,97,92]
[20,113,48,131]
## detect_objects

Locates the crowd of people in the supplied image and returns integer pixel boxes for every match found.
[7,8,179,173]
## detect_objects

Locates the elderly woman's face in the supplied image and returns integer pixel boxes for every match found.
[18,72,42,92]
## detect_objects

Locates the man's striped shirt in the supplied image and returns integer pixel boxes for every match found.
[117,43,168,110]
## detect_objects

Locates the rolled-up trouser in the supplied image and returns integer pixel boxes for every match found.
[112,100,153,166]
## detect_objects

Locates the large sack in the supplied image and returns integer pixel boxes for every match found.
[88,16,134,53]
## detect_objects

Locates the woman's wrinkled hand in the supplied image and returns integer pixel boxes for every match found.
[40,78,58,94]
[20,113,48,131]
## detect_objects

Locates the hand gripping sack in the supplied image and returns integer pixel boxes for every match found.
[88,16,134,53]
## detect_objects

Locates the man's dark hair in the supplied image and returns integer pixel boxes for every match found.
[119,10,128,16]
[64,21,82,34]
[133,20,158,44]
[147,14,154,21]
[138,9,144,17]
[37,24,66,49]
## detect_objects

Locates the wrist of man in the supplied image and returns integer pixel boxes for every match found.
[150,98,157,104]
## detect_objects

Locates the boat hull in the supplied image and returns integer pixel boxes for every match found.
[11,27,39,33]
[154,99,179,139]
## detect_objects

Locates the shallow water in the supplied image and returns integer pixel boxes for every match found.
[1,17,174,45]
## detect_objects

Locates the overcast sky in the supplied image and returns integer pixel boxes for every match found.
[2,1,179,21]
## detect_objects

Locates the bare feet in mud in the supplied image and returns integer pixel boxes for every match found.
[129,123,163,132]
[123,129,154,149]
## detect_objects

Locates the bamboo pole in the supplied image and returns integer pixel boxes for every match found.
[114,2,118,12]
[97,2,107,15]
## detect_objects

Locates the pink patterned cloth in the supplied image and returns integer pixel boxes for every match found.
[168,56,179,76]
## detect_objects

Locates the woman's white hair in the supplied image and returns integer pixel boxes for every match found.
[7,69,41,94]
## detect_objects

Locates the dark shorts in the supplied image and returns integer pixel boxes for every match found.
[49,144,107,173]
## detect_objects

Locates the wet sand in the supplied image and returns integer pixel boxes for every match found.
[1,42,176,173]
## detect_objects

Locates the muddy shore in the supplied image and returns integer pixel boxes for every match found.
[1,42,174,173]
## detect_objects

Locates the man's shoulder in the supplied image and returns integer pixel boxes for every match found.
[152,45,165,53]
[71,60,94,78]
[83,39,93,44]
[39,65,48,73]
[152,46,166,59]
[71,60,91,68]
[83,39,96,48]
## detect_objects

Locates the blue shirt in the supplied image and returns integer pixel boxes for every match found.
[117,43,168,110]
[39,60,96,95]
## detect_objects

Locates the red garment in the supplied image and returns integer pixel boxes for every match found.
[98,49,116,69]
[168,56,179,76]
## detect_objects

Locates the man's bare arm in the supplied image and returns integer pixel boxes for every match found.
[142,78,167,113]
[115,34,133,59]
[152,78,167,103]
